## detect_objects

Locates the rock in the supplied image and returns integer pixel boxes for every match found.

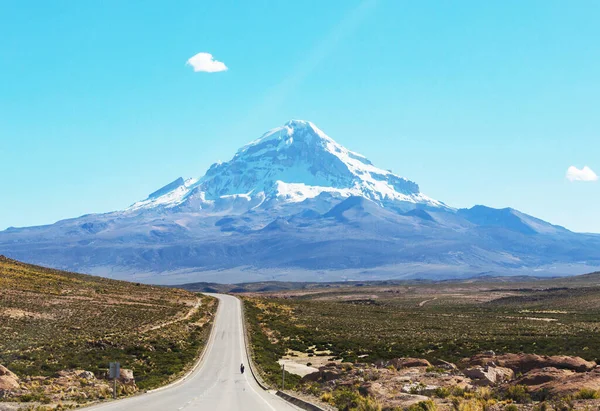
[497,354,596,373]
[545,355,596,372]
[432,359,458,371]
[389,358,432,369]
[494,366,515,382]
[401,382,439,394]
[463,365,514,385]
[118,369,135,384]
[301,368,341,383]
[527,368,600,397]
[388,393,431,408]
[0,365,20,394]
[462,353,596,373]
[516,367,574,386]
[78,371,96,380]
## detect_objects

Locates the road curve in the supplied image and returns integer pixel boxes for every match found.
[85,293,299,411]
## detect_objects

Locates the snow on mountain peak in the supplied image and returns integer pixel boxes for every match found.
[129,120,444,211]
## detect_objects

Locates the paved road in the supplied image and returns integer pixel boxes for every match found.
[85,294,299,411]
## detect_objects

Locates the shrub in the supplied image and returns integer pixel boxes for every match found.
[303,382,321,397]
[332,388,362,410]
[320,392,333,403]
[451,398,482,411]
[451,386,470,398]
[531,388,552,402]
[475,387,493,401]
[551,396,575,411]
[450,397,497,411]
[576,388,599,399]
[504,385,531,403]
[355,395,382,411]
[504,405,518,411]
[407,399,437,411]
[434,387,451,398]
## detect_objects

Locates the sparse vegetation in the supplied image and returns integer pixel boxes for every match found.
[243,275,600,410]
[575,388,599,400]
[243,281,600,366]
[0,256,217,404]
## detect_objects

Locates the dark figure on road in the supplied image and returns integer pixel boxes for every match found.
[240,363,245,374]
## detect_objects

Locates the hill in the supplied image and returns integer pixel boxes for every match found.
[0,256,216,406]
[177,270,600,294]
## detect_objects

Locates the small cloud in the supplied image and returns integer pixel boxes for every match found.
[186,52,228,73]
[566,165,598,182]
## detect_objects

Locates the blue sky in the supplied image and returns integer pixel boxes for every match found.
[1,0,599,232]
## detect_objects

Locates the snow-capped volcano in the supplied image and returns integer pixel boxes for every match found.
[130,120,444,211]
[2,119,600,285]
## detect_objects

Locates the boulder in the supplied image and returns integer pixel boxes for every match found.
[516,367,574,386]
[463,365,514,385]
[78,371,96,380]
[496,354,596,373]
[389,358,432,369]
[462,353,596,373]
[118,369,135,384]
[528,368,600,397]
[545,355,596,373]
[301,368,341,383]
[0,365,20,394]
[494,366,515,382]
[431,359,458,371]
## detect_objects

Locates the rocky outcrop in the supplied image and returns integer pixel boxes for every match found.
[463,365,514,385]
[516,367,600,397]
[0,365,20,396]
[431,359,458,371]
[78,370,96,380]
[542,355,597,372]
[301,366,341,383]
[515,367,574,387]
[295,352,600,411]
[461,353,596,373]
[390,358,432,369]
[375,357,432,370]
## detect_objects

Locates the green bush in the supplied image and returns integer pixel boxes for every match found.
[332,388,362,410]
[576,388,599,399]
[504,385,531,403]
[407,400,437,411]
[433,387,451,398]
[355,395,382,411]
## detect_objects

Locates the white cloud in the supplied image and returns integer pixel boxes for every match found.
[566,166,598,182]
[186,53,228,73]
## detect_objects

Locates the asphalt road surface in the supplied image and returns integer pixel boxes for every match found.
[85,293,300,411]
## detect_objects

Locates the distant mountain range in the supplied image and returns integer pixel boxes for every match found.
[1,120,599,284]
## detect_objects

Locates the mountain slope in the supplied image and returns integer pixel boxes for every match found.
[1,120,599,284]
